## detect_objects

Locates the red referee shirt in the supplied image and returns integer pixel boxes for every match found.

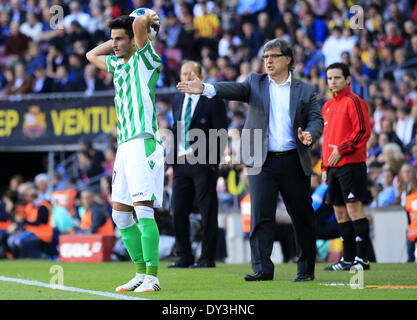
[322,86,371,171]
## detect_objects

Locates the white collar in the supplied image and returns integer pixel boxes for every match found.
[268,73,292,86]
[185,93,200,100]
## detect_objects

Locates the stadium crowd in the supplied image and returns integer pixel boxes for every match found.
[1,0,417,262]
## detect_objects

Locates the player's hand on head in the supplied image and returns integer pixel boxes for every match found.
[148,11,160,26]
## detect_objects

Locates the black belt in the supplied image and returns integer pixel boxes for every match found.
[267,149,297,157]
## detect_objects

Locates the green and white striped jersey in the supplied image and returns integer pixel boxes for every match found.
[106,40,161,145]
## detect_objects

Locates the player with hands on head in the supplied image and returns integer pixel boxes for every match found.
[86,9,163,293]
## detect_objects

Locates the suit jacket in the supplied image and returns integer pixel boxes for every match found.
[213,72,323,176]
[171,93,228,165]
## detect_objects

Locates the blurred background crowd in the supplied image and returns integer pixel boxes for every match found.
[1,0,417,262]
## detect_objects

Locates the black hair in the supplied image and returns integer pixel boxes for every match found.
[326,62,350,78]
[109,15,135,39]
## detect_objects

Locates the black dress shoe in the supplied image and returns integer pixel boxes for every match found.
[189,260,215,268]
[244,271,273,281]
[293,273,315,282]
[168,259,194,268]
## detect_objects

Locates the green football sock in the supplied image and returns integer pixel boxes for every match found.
[138,218,159,277]
[119,224,145,269]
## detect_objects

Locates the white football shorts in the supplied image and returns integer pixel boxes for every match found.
[112,136,164,208]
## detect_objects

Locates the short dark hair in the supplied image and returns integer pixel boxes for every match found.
[263,38,295,72]
[326,62,350,78]
[109,15,135,39]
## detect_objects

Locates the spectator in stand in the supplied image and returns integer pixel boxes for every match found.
[9,0,26,23]
[236,0,267,17]
[257,11,274,42]
[78,189,113,235]
[393,48,409,83]
[302,35,325,76]
[406,34,417,59]
[409,145,417,169]
[34,173,51,203]
[193,1,221,50]
[327,7,348,30]
[5,21,31,57]
[300,11,327,46]
[381,118,404,151]
[68,52,85,84]
[66,20,91,46]
[81,63,107,96]
[321,26,344,67]
[395,163,417,206]
[87,2,107,35]
[159,11,182,49]
[237,61,250,83]
[377,22,405,52]
[0,193,13,259]
[46,42,67,79]
[76,140,105,182]
[0,11,11,45]
[384,3,407,30]
[273,23,291,43]
[367,131,382,164]
[396,106,415,148]
[176,3,195,59]
[5,63,33,95]
[32,66,54,93]
[7,187,53,259]
[378,44,396,80]
[240,21,263,60]
[282,10,299,44]
[350,54,376,100]
[19,12,42,42]
[403,20,415,44]
[63,0,91,30]
[370,97,386,134]
[409,106,417,144]
[380,142,406,175]
[24,41,46,76]
[400,81,415,107]
[52,65,81,92]
[371,169,397,207]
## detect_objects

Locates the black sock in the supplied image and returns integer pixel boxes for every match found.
[337,221,355,262]
[352,218,370,261]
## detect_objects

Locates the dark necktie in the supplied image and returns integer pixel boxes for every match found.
[184,97,192,150]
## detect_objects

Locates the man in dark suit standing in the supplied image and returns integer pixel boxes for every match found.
[168,61,228,268]
[177,39,323,281]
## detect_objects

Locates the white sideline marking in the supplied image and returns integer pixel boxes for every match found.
[0,276,149,300]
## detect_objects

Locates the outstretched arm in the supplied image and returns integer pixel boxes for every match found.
[86,40,113,72]
[176,72,251,103]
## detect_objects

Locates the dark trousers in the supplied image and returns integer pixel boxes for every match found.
[407,236,416,262]
[171,163,219,262]
[248,152,316,275]
[7,231,41,258]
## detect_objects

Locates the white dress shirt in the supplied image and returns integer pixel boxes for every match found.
[178,93,200,157]
[202,74,296,152]
[267,73,296,152]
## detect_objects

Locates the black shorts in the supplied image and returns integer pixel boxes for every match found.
[325,162,370,206]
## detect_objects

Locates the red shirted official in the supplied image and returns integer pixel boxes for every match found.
[322,85,371,171]
[322,63,372,272]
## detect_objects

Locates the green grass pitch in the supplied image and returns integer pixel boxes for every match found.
[0,260,417,300]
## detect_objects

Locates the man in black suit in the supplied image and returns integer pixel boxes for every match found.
[177,39,323,281]
[168,61,228,268]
